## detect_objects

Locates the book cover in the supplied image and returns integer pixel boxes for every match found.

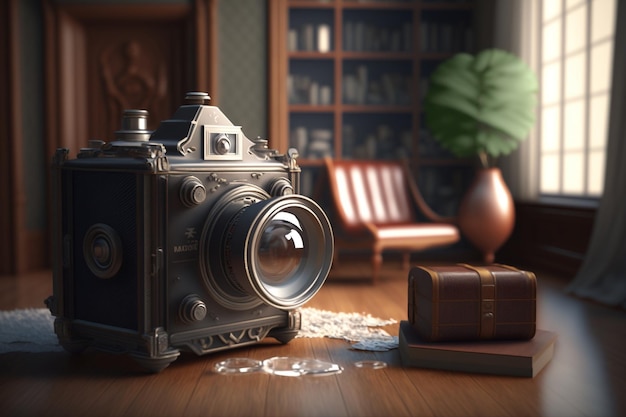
[398,321,556,377]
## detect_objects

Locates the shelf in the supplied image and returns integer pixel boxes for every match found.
[287,1,335,9]
[289,105,337,112]
[289,51,337,59]
[341,105,412,113]
[289,105,412,113]
[341,51,414,60]
[342,1,415,10]
[419,52,459,61]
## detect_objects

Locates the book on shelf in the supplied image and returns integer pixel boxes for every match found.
[398,321,556,377]
[420,22,474,53]
[290,127,333,159]
[288,74,333,105]
[342,65,410,106]
[343,20,412,52]
[288,23,331,52]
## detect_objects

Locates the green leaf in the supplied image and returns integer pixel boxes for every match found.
[472,49,495,73]
[423,48,538,163]
[426,90,479,120]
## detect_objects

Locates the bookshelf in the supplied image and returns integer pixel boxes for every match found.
[268,0,476,215]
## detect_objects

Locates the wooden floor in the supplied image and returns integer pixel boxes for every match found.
[0,260,625,417]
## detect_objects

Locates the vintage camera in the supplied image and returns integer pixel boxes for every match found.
[47,92,334,372]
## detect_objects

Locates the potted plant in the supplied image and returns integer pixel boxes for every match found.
[423,48,538,263]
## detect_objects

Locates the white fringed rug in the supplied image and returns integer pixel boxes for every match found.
[0,308,63,353]
[296,308,398,351]
[0,307,398,354]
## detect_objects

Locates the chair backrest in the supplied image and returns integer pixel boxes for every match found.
[325,158,416,229]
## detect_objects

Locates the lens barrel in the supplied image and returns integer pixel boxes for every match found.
[201,187,333,310]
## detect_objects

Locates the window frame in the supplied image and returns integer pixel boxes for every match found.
[537,0,615,204]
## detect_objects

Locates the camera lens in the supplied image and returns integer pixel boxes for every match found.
[201,186,333,310]
[83,223,123,279]
[226,195,333,309]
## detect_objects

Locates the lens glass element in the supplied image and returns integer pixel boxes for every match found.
[262,356,343,377]
[257,211,306,284]
[247,198,333,309]
[213,358,263,374]
[83,223,123,279]
[92,237,112,268]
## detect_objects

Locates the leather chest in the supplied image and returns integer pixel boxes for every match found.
[408,264,537,342]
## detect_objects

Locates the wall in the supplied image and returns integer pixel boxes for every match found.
[499,201,595,278]
[218,0,268,140]
[19,0,46,233]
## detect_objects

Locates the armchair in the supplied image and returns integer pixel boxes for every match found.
[323,157,460,282]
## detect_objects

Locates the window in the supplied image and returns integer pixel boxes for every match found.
[538,0,616,198]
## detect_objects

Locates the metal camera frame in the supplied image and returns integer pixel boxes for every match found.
[47,92,334,372]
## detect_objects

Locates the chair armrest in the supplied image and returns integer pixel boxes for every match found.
[401,160,458,225]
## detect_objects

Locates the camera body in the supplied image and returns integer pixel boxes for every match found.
[47,92,334,372]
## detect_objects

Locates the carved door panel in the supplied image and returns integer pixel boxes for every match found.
[85,22,185,141]
[45,1,216,160]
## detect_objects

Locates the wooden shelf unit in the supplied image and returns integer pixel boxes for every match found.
[269,0,476,214]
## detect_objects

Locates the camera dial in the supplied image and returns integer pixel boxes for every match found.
[180,176,207,207]
[115,109,151,142]
[269,178,294,196]
[179,294,208,323]
[214,134,231,155]
[184,91,211,105]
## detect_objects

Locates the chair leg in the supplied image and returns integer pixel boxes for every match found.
[402,252,410,270]
[372,250,382,283]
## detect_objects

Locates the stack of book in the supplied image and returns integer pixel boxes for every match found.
[398,321,556,377]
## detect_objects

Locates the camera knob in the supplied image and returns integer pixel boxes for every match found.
[269,178,294,196]
[115,109,151,142]
[179,294,207,323]
[184,92,211,105]
[180,176,206,207]
[214,134,231,155]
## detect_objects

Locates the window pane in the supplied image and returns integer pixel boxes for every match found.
[567,0,585,9]
[541,154,560,193]
[563,152,585,194]
[566,4,587,54]
[587,150,606,195]
[542,62,561,105]
[541,106,561,152]
[563,100,585,151]
[590,41,613,93]
[543,19,562,62]
[589,94,609,149]
[591,0,616,42]
[564,52,586,99]
[543,0,562,22]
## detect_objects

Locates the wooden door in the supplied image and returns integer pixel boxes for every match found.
[0,0,216,275]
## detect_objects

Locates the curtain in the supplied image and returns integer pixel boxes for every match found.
[482,0,540,201]
[566,0,626,309]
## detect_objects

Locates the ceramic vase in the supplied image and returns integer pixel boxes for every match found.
[458,167,515,264]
